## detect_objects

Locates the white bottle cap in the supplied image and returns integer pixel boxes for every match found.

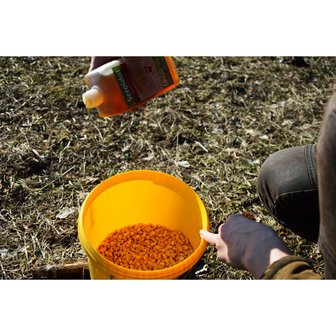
[82,86,105,108]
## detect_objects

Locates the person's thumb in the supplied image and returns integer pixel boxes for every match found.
[200,230,217,246]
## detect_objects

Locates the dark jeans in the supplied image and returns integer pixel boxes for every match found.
[257,92,336,278]
[257,144,319,242]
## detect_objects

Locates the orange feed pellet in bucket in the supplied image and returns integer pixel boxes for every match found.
[97,223,194,271]
[78,170,210,279]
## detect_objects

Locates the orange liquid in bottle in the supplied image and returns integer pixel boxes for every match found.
[82,57,179,117]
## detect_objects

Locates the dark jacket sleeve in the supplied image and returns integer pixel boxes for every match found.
[261,256,321,279]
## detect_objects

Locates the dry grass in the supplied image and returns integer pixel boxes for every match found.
[1,56,335,279]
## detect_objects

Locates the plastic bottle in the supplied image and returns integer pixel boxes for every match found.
[82,57,180,117]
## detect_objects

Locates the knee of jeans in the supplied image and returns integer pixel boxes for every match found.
[257,156,278,217]
[257,150,299,217]
[257,145,316,216]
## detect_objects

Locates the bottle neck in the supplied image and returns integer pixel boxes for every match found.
[82,86,105,108]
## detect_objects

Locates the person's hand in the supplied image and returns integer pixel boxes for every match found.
[200,213,291,278]
[89,56,154,74]
[89,57,120,72]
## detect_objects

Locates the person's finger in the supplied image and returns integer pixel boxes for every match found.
[200,230,217,246]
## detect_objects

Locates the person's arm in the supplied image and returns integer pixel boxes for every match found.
[262,256,321,279]
[200,214,321,279]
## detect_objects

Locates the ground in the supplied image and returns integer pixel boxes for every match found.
[1,56,335,279]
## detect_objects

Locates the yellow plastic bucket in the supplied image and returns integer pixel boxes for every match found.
[78,170,209,279]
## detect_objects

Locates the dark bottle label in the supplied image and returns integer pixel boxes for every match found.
[113,57,174,107]
[113,63,140,107]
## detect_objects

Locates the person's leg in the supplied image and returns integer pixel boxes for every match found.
[257,144,319,242]
[317,92,336,279]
